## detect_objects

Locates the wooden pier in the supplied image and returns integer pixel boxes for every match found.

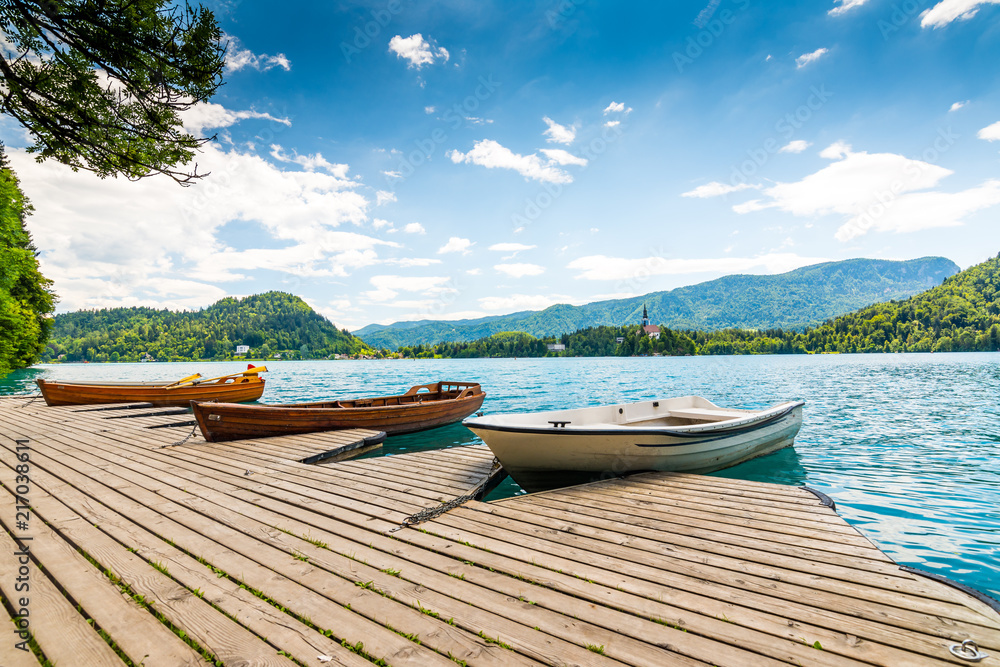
[1,395,998,666]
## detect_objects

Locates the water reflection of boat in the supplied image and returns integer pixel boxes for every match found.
[36,367,267,407]
[191,381,486,442]
[464,395,804,492]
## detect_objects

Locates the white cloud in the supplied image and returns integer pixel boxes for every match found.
[388,34,449,69]
[950,100,969,112]
[779,140,812,154]
[479,294,576,311]
[604,120,620,128]
[488,243,537,252]
[567,253,828,281]
[539,148,588,167]
[819,140,852,160]
[402,222,426,234]
[795,48,829,68]
[602,101,632,115]
[362,275,456,303]
[425,106,436,114]
[920,0,1000,27]
[681,182,757,198]
[269,145,350,177]
[182,102,290,135]
[726,142,1000,241]
[4,89,401,314]
[372,218,393,230]
[382,170,402,179]
[376,190,397,206]
[495,263,546,278]
[828,0,869,15]
[978,121,1000,141]
[449,140,577,184]
[386,257,442,267]
[466,268,482,275]
[224,36,291,73]
[542,117,577,144]
[438,237,474,254]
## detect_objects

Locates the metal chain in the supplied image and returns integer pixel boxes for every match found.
[16,393,42,408]
[385,457,503,534]
[160,422,199,449]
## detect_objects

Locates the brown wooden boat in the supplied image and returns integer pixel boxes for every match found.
[36,367,267,407]
[190,381,485,442]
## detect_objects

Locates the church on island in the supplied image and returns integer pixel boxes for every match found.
[641,305,660,339]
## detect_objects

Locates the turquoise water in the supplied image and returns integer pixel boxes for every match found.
[4,354,999,600]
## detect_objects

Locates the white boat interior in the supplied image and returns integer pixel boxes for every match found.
[469,395,789,432]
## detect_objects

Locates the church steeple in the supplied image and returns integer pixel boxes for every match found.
[641,304,649,327]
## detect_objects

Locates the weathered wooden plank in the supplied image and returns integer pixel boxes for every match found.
[0,471,208,666]
[524,492,881,555]
[0,436,505,667]
[545,477,857,529]
[427,505,1000,654]
[0,524,124,667]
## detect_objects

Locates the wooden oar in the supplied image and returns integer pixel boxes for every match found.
[165,366,267,389]
[164,373,202,387]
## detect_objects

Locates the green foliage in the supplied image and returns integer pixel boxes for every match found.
[691,253,1000,355]
[44,291,374,362]
[0,0,225,184]
[357,257,959,349]
[0,152,55,376]
[398,325,696,359]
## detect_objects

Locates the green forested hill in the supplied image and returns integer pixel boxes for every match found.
[355,257,959,349]
[395,252,1000,358]
[45,292,373,362]
[692,252,1000,354]
[0,154,55,376]
[398,325,697,359]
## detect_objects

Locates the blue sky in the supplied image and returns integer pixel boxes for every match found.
[6,0,1000,329]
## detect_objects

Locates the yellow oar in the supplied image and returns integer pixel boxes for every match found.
[165,366,267,389]
[164,373,202,387]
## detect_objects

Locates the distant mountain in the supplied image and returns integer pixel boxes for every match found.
[355,257,960,349]
[694,251,1000,354]
[44,292,373,362]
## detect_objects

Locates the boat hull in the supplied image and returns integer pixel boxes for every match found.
[36,377,265,407]
[191,385,486,441]
[465,400,803,492]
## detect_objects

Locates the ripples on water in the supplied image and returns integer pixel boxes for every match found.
[4,354,998,598]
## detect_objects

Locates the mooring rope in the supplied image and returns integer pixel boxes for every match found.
[385,457,504,534]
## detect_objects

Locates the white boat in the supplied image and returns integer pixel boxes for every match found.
[463,395,805,492]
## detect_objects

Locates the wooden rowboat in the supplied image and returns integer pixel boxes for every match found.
[36,367,267,407]
[464,395,804,492]
[190,381,486,442]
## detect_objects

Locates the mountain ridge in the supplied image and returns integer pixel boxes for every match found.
[355,257,960,350]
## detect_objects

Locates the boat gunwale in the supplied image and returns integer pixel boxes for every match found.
[464,401,803,439]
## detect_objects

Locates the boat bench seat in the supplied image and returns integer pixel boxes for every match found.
[666,407,750,422]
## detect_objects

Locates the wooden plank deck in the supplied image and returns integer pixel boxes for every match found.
[1,396,998,666]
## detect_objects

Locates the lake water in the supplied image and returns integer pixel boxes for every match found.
[4,353,999,600]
